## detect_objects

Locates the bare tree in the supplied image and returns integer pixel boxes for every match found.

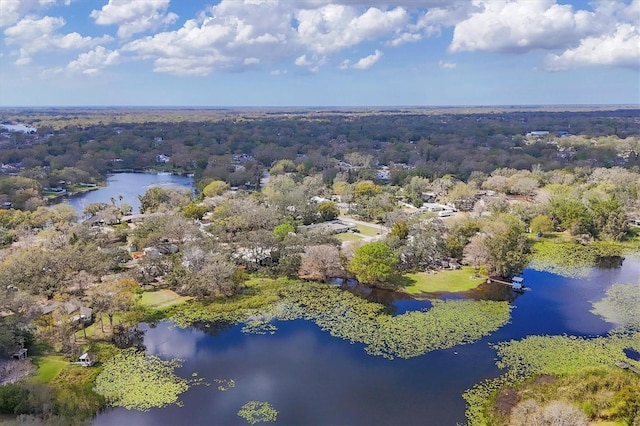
[298,245,344,282]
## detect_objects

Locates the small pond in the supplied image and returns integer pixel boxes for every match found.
[63,172,193,216]
[94,257,640,425]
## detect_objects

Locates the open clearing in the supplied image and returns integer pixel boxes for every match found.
[139,289,193,309]
[403,267,485,294]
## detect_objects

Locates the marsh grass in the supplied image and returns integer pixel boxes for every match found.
[464,331,640,426]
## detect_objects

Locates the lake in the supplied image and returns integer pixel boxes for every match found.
[93,257,640,425]
[64,172,193,215]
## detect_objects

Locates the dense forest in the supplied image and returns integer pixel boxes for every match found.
[0,107,639,426]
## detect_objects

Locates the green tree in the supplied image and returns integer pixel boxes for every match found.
[388,221,409,241]
[182,202,208,220]
[550,198,593,236]
[589,197,627,241]
[317,201,339,222]
[349,242,399,290]
[353,180,380,199]
[86,279,139,332]
[483,215,530,278]
[202,180,230,197]
[530,215,554,235]
[139,186,191,214]
[273,223,295,241]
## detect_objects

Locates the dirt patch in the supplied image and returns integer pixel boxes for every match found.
[494,386,520,415]
[533,374,557,385]
[0,359,36,385]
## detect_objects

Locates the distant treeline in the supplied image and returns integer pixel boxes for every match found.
[0,108,638,205]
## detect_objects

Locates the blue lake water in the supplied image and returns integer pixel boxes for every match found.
[93,257,640,425]
[63,172,193,215]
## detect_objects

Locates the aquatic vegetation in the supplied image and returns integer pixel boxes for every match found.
[242,320,278,335]
[169,280,512,359]
[463,331,640,425]
[529,241,624,277]
[237,401,278,424]
[94,348,189,411]
[168,277,295,328]
[271,284,512,359]
[213,378,235,391]
[494,332,640,379]
[591,282,640,330]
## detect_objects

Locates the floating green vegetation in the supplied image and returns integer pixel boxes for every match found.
[213,378,235,391]
[237,401,278,424]
[168,277,294,328]
[591,282,640,330]
[269,284,511,359]
[529,241,624,277]
[494,331,640,379]
[242,319,278,335]
[463,331,640,426]
[94,348,190,411]
[169,279,511,359]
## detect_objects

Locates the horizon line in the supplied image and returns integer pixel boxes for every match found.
[0,103,639,110]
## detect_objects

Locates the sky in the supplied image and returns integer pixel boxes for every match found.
[0,0,638,107]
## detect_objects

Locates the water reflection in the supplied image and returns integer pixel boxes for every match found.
[93,258,640,426]
[63,172,193,215]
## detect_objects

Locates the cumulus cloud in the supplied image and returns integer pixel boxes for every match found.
[296,4,408,54]
[449,0,598,53]
[0,0,75,27]
[4,16,111,65]
[544,23,640,70]
[66,46,120,75]
[340,49,383,70]
[122,0,296,75]
[90,0,178,38]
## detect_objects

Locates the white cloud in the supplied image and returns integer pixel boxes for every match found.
[0,0,75,28]
[544,23,640,70]
[122,0,297,75]
[295,54,313,67]
[66,46,120,75]
[4,16,112,65]
[90,0,178,38]
[340,49,383,70]
[449,0,598,53]
[439,60,456,69]
[386,32,422,47]
[296,4,408,54]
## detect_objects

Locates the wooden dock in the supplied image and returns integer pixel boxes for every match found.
[487,277,527,292]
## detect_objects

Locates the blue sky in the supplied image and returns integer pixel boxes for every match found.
[0,0,638,107]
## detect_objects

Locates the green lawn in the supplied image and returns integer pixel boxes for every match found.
[139,289,192,309]
[402,267,485,294]
[30,356,68,384]
[336,232,365,242]
[355,224,381,237]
